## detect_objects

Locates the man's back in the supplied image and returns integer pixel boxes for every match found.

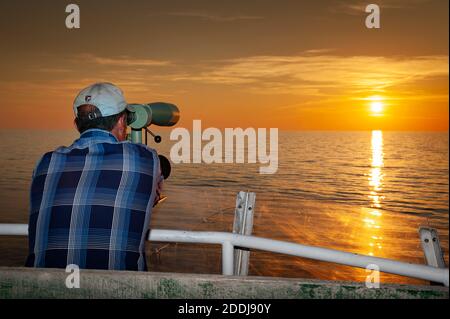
[26,129,160,271]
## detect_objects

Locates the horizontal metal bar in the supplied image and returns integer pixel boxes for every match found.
[0,224,27,236]
[0,224,448,287]
[148,229,449,286]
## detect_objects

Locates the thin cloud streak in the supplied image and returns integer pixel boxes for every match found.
[73,54,172,67]
[162,11,264,22]
[333,0,431,15]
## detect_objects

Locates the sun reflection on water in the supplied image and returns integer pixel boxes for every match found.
[364,130,385,256]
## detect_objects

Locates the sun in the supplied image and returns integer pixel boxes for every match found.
[368,96,385,116]
[370,101,384,114]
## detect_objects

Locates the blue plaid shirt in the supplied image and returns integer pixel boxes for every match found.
[26,129,162,271]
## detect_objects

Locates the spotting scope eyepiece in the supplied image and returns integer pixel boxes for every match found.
[127,102,180,130]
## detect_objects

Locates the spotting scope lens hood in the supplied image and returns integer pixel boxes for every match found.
[127,102,180,129]
[146,102,180,127]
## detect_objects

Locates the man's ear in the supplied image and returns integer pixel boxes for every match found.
[114,113,124,128]
[120,112,127,127]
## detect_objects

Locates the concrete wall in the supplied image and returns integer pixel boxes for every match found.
[0,267,448,299]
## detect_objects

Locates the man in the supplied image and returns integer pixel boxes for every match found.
[26,82,162,271]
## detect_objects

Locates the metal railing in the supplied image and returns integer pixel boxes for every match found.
[0,223,448,287]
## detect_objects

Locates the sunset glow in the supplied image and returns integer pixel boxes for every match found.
[0,1,448,131]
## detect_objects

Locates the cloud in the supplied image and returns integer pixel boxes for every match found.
[162,11,264,22]
[34,68,73,74]
[8,52,448,107]
[20,53,187,99]
[73,54,172,67]
[172,54,449,97]
[333,0,431,15]
[303,49,336,55]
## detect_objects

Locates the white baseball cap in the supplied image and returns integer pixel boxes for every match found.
[73,82,127,118]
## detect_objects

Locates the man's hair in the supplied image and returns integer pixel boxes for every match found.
[75,104,126,133]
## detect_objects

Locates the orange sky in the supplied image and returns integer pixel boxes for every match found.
[0,0,448,131]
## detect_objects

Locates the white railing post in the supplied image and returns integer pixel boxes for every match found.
[233,191,256,276]
[419,226,447,286]
[419,227,446,269]
[222,241,234,276]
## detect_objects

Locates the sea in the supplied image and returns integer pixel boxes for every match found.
[0,129,448,285]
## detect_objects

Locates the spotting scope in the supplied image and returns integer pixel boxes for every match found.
[126,102,180,180]
[127,102,180,144]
